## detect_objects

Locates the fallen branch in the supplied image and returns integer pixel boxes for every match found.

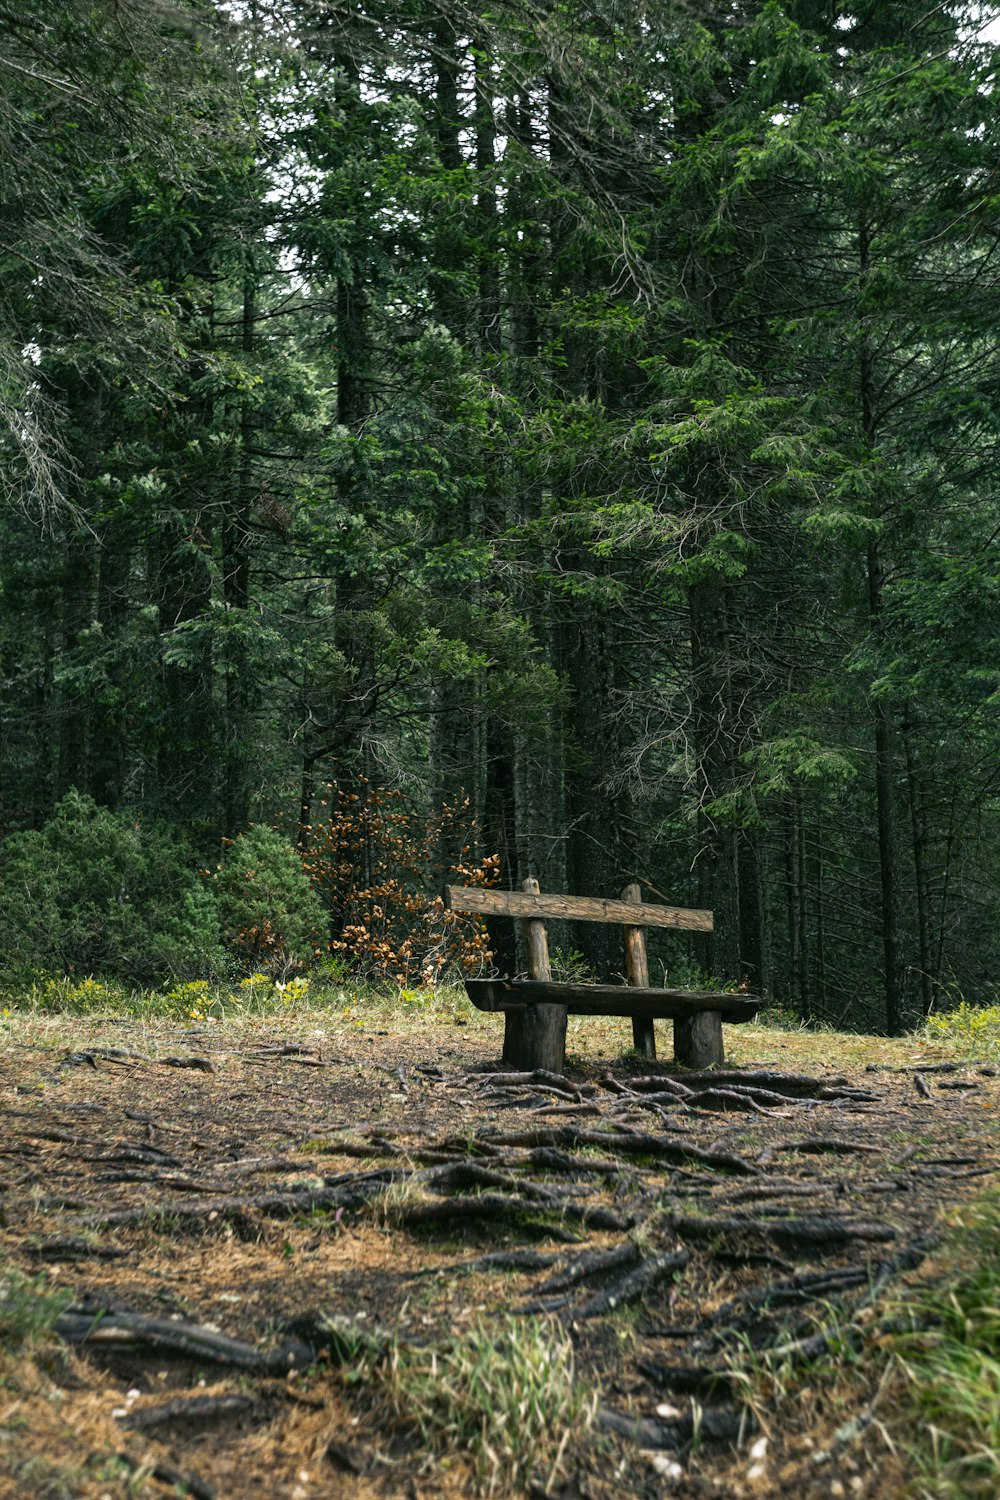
[471,1070,595,1100]
[77,1168,405,1229]
[637,1360,737,1397]
[118,1451,216,1500]
[775,1138,884,1156]
[441,1249,564,1277]
[678,1088,786,1114]
[25,1236,130,1262]
[398,1191,626,1235]
[533,1240,641,1296]
[625,1070,849,1097]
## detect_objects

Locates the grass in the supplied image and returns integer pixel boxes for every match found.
[890,1189,1000,1499]
[371,1175,431,1228]
[4,969,997,1079]
[0,1261,72,1349]
[718,1187,1000,1500]
[0,970,474,1026]
[0,975,480,1064]
[376,1315,600,1495]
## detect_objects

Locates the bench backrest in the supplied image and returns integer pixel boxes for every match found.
[444,884,714,934]
[448,879,720,1066]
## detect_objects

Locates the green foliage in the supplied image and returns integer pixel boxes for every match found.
[924,1002,1000,1062]
[0,791,224,982]
[548,947,597,983]
[212,825,326,975]
[0,1264,72,1351]
[892,1191,1000,1498]
[1,0,1000,1037]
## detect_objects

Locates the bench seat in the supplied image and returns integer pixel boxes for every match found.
[464,978,761,1023]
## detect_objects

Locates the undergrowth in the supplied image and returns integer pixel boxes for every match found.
[378,1316,600,1495]
[891,1189,1000,1498]
[0,972,471,1026]
[923,1001,1000,1061]
[723,1188,1000,1500]
[0,1260,71,1349]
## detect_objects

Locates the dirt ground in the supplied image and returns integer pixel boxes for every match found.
[1,1005,997,1500]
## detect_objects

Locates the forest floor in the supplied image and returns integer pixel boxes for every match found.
[0,1000,997,1500]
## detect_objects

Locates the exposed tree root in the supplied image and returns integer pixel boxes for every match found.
[117,1393,261,1433]
[598,1403,752,1451]
[54,1309,313,1373]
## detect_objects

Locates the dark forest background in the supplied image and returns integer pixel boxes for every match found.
[2,0,1000,1031]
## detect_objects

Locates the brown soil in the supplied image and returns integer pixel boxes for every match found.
[0,1008,997,1500]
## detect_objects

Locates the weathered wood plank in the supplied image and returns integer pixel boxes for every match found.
[501,878,567,1072]
[622,882,655,1059]
[674,1011,725,1069]
[465,979,760,1022]
[445,885,714,933]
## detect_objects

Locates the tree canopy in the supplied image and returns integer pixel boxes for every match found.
[2,0,999,1029]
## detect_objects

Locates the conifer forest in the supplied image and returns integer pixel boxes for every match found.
[3,0,1000,1035]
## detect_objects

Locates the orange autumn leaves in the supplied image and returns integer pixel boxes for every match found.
[294,781,497,986]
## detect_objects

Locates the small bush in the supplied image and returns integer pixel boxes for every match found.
[924,1000,1000,1060]
[299,781,496,984]
[0,1264,72,1350]
[0,790,224,983]
[32,976,129,1013]
[212,825,326,975]
[549,947,596,983]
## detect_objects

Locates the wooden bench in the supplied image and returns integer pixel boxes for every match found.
[445,879,761,1073]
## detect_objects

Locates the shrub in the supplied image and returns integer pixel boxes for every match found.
[0,790,224,982]
[299,780,496,985]
[891,1189,1000,1498]
[924,1000,1000,1060]
[212,825,326,975]
[0,1264,72,1350]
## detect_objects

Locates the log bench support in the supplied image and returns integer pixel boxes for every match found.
[502,877,565,1074]
[446,880,760,1073]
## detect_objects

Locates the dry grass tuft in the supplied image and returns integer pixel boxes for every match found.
[377,1315,600,1495]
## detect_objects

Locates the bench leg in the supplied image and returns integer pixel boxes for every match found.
[631,1016,656,1059]
[502,1005,567,1073]
[673,1011,723,1069]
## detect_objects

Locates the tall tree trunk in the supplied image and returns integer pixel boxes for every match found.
[425,22,476,857]
[57,528,97,798]
[785,803,800,1007]
[90,522,130,808]
[430,18,463,337]
[860,212,903,1034]
[689,579,740,981]
[562,604,620,977]
[153,500,215,819]
[814,846,827,1016]
[738,829,769,994]
[335,56,370,433]
[795,789,810,1016]
[221,253,256,837]
[902,704,933,1018]
[475,48,500,354]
